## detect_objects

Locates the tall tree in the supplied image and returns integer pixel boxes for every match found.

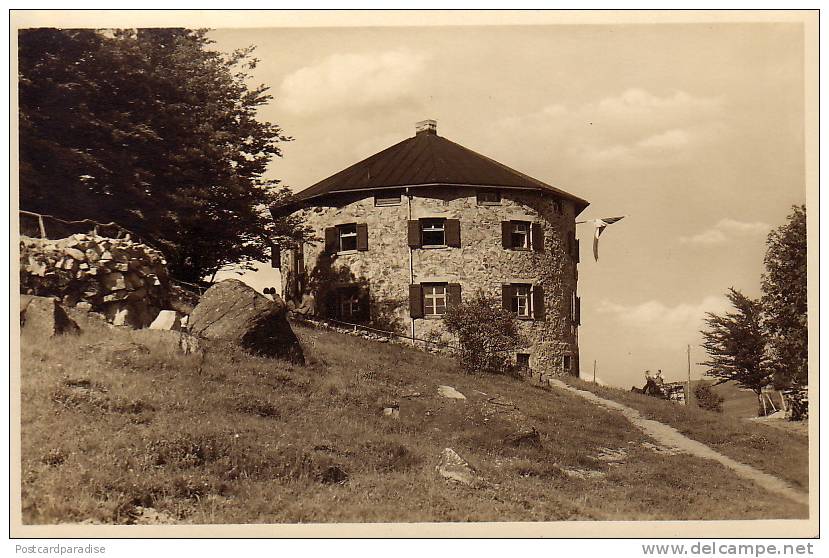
[700,288,771,414]
[18,28,301,282]
[761,205,808,388]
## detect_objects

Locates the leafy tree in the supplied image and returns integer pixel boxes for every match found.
[444,292,520,375]
[18,28,303,283]
[700,288,771,415]
[693,381,724,413]
[761,205,808,389]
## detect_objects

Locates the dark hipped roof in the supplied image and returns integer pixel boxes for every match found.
[279,128,589,214]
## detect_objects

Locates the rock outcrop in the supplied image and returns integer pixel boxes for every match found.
[149,310,182,331]
[437,385,466,400]
[436,448,480,487]
[20,295,80,337]
[20,234,169,328]
[188,279,305,364]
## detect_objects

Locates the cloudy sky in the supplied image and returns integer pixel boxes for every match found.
[209,21,805,388]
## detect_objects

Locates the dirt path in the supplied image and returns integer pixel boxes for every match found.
[548,379,809,507]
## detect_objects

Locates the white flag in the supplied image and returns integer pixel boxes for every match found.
[593,216,625,261]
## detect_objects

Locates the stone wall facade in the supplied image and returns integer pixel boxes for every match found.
[280,186,581,378]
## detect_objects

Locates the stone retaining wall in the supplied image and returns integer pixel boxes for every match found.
[20,234,170,328]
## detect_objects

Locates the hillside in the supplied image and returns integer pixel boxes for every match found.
[19,313,809,524]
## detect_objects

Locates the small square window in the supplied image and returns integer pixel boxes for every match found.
[476,190,501,205]
[375,191,402,206]
[421,219,446,247]
[338,224,357,252]
[511,221,530,250]
[562,355,572,371]
[553,199,563,214]
[333,285,366,321]
[423,283,447,316]
[511,284,531,318]
[339,292,360,320]
[516,353,531,370]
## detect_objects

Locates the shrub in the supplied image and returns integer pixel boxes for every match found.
[694,382,724,413]
[443,292,520,375]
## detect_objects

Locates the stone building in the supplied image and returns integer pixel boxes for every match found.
[272,120,589,378]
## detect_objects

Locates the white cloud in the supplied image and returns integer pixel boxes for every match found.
[715,218,771,234]
[636,128,691,150]
[595,88,720,117]
[279,49,429,115]
[489,88,726,169]
[597,295,731,348]
[680,218,770,245]
[680,229,728,245]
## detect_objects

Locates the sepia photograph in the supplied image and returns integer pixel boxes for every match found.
[10,9,818,539]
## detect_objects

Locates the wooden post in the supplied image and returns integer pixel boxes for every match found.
[686,344,692,406]
[593,360,597,383]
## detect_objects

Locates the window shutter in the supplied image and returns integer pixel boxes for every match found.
[324,227,338,253]
[501,221,512,249]
[575,296,581,326]
[270,244,281,268]
[502,284,513,312]
[445,219,461,247]
[356,223,368,251]
[531,222,544,252]
[447,283,462,308]
[532,285,545,321]
[409,284,423,318]
[408,220,421,248]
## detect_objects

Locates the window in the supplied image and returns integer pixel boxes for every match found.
[330,285,367,321]
[476,189,501,205]
[511,284,531,318]
[516,353,531,371]
[423,283,447,316]
[503,283,543,320]
[375,191,402,206]
[511,221,530,250]
[339,291,361,320]
[409,219,460,248]
[338,224,357,252]
[421,219,445,247]
[325,224,367,253]
[502,221,542,251]
[562,355,572,372]
[553,199,563,214]
[410,283,460,318]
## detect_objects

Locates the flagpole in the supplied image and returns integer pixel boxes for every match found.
[686,344,692,407]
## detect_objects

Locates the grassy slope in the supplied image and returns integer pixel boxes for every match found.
[20,316,809,524]
[566,379,809,491]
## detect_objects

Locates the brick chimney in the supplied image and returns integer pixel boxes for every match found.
[415,119,437,136]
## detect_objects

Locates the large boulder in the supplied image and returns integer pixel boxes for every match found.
[188,279,304,364]
[20,295,80,337]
